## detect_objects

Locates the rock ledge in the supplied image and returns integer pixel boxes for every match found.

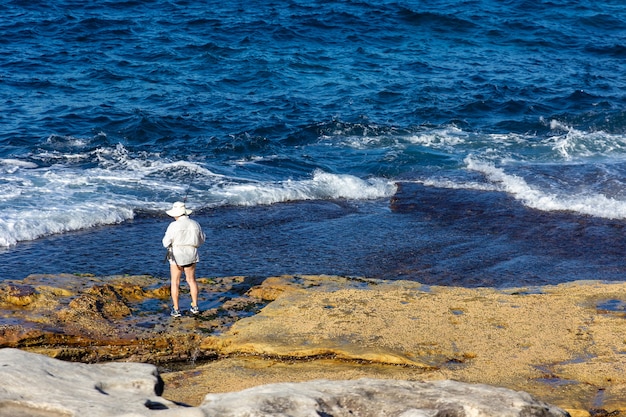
[0,348,567,417]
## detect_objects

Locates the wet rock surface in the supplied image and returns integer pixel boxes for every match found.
[0,273,267,363]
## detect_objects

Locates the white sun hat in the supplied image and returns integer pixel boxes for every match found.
[166,201,192,217]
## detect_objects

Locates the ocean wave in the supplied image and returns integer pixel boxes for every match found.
[404,121,626,163]
[211,170,396,207]
[465,157,626,219]
[407,126,468,149]
[0,159,38,172]
[398,8,477,32]
[543,119,626,160]
[0,155,396,246]
[404,178,499,193]
[0,204,135,247]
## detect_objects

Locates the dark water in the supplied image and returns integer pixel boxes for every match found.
[2,1,626,287]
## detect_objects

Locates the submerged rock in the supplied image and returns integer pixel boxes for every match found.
[0,348,568,417]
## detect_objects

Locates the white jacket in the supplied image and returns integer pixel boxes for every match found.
[162,215,205,266]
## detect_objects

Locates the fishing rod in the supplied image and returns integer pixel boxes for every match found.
[182,168,196,203]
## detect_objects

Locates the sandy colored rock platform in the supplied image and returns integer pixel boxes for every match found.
[164,276,626,417]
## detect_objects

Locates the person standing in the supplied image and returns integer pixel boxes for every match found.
[162,201,206,317]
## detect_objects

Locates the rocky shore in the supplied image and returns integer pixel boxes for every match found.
[1,273,626,416]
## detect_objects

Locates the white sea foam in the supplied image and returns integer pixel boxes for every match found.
[0,155,396,246]
[407,125,468,148]
[45,134,90,148]
[546,120,602,160]
[6,122,626,247]
[212,170,397,206]
[401,122,626,165]
[0,159,38,170]
[0,204,135,247]
[406,178,500,192]
[465,157,626,219]
[539,119,626,161]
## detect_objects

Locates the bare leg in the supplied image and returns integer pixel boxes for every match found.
[170,263,183,310]
[184,263,199,307]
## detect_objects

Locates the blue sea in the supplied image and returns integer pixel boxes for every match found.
[2,0,626,287]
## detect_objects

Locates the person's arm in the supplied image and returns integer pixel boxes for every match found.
[198,227,206,246]
[162,224,174,248]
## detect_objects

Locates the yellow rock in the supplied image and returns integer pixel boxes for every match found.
[191,276,626,413]
[563,410,590,417]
